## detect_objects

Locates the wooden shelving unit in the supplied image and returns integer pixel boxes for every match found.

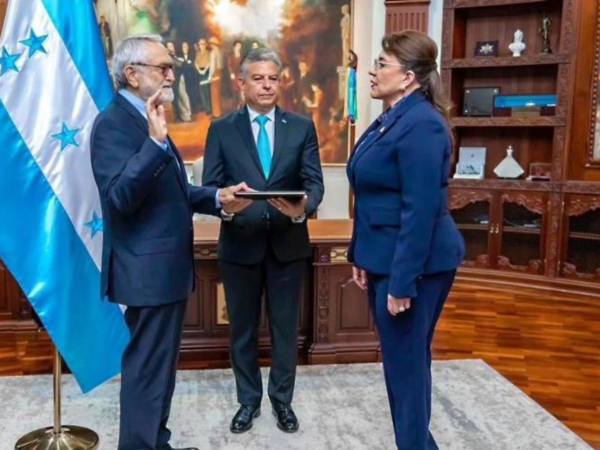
[442,0,595,279]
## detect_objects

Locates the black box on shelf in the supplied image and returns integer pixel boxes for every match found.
[463,87,500,117]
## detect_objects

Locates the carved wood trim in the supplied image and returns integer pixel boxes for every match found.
[441,7,454,60]
[497,256,543,275]
[449,179,554,191]
[553,126,566,182]
[587,0,600,165]
[317,247,331,264]
[194,248,218,260]
[561,263,600,281]
[449,190,492,210]
[329,247,349,264]
[556,65,570,119]
[546,193,562,278]
[451,116,566,127]
[563,182,600,194]
[451,0,549,7]
[560,0,577,55]
[565,197,600,216]
[316,267,331,343]
[443,54,569,69]
[462,256,492,268]
[475,254,491,268]
[500,193,546,214]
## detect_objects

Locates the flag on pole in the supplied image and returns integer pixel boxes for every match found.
[0,0,129,393]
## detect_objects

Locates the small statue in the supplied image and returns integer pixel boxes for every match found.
[494,145,524,179]
[540,12,552,54]
[508,30,526,57]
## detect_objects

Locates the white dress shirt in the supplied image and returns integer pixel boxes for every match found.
[247,105,275,155]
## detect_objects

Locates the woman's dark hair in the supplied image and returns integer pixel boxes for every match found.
[381,30,451,126]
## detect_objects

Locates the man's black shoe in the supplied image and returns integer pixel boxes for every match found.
[230,404,261,434]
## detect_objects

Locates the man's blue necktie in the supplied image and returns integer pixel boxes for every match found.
[255,115,272,177]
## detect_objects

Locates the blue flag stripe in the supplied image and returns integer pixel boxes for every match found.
[41,0,113,111]
[0,100,128,393]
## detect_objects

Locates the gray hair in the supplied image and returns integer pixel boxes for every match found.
[112,34,163,90]
[240,48,283,79]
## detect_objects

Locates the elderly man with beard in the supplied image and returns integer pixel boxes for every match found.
[91,35,251,450]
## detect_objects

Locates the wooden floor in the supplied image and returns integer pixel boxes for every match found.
[1,280,600,449]
[434,280,600,449]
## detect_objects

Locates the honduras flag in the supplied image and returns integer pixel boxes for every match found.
[0,0,129,392]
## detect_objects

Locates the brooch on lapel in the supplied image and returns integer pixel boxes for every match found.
[379,126,386,133]
[282,118,287,124]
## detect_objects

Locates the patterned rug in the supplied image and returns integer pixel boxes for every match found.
[0,360,592,449]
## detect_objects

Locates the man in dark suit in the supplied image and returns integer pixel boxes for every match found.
[203,48,324,434]
[91,35,250,450]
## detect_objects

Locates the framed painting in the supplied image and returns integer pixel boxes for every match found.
[94,0,354,165]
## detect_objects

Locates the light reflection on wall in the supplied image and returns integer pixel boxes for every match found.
[205,0,284,41]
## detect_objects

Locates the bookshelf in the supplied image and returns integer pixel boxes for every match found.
[442,0,600,284]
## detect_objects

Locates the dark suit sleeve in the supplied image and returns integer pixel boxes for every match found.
[388,119,447,299]
[202,123,226,188]
[301,121,324,216]
[188,184,219,215]
[91,116,173,216]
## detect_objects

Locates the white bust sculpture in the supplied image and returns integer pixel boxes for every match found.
[509,29,526,57]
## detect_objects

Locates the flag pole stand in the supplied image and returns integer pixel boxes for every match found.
[15,347,99,450]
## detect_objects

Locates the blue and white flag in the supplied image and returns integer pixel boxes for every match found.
[0,0,129,392]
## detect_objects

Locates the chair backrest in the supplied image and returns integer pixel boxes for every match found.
[319,166,350,219]
[191,156,218,222]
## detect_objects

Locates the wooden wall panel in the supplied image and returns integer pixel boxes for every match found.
[0,0,7,33]
[385,0,430,34]
[568,0,600,180]
[338,277,371,331]
[309,247,379,364]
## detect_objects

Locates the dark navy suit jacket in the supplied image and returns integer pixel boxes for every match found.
[91,94,218,307]
[203,106,324,264]
[347,91,465,299]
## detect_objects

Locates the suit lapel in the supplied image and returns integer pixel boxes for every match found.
[351,91,428,169]
[167,136,188,196]
[268,107,288,181]
[235,107,266,181]
[348,118,380,165]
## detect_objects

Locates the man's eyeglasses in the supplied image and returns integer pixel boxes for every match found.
[372,59,405,71]
[131,62,174,77]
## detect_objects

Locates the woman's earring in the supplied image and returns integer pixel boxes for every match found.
[399,87,406,94]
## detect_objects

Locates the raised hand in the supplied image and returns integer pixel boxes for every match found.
[146,89,168,143]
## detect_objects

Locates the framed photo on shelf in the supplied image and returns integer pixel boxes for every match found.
[474,40,498,57]
[453,147,487,180]
[526,162,552,181]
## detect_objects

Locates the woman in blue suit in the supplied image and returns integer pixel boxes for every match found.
[347,30,465,450]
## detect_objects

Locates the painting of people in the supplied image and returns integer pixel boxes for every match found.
[94,0,353,164]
